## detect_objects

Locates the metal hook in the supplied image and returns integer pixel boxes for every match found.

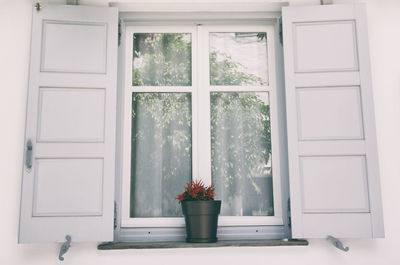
[326,235,349,252]
[58,235,71,261]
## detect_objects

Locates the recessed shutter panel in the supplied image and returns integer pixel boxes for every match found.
[19,4,118,243]
[282,4,384,238]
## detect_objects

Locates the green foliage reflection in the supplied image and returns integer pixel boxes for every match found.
[211,92,273,216]
[131,32,273,217]
[133,33,192,86]
[131,93,192,217]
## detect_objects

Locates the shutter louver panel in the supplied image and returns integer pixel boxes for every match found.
[19,4,118,243]
[282,4,384,238]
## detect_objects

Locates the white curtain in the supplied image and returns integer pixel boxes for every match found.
[130,93,192,217]
[211,92,274,216]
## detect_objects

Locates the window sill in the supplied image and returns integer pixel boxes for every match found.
[98,239,308,250]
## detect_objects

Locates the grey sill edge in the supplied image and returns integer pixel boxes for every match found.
[98,239,309,250]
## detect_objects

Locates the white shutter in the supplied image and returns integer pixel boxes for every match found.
[19,4,118,243]
[283,4,384,238]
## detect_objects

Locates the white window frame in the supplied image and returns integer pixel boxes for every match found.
[121,25,198,228]
[120,23,283,228]
[197,25,283,226]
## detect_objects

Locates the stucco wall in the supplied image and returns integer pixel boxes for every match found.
[1,0,400,264]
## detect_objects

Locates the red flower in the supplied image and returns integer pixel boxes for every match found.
[175,180,216,203]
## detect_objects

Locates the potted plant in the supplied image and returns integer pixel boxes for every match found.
[175,180,222,243]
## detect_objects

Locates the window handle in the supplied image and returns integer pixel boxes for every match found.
[26,140,33,169]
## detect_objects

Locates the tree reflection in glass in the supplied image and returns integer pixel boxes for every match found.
[130,93,192,217]
[130,31,273,218]
[210,32,268,86]
[211,92,274,216]
[133,33,192,86]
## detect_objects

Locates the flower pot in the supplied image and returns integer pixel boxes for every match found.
[181,200,221,243]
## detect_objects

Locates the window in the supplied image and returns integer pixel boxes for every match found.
[120,25,285,235]
[19,3,384,245]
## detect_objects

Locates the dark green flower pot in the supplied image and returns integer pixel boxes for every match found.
[181,200,221,243]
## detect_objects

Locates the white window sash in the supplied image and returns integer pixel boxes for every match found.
[121,23,284,228]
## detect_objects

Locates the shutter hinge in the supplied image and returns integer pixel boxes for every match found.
[287,197,291,228]
[278,16,283,45]
[320,0,333,5]
[66,0,79,5]
[118,20,121,47]
[34,3,41,12]
[114,201,117,229]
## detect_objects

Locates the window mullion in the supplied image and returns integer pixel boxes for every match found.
[131,86,194,93]
[191,25,200,184]
[196,25,212,186]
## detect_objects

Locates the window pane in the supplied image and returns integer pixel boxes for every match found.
[209,32,268,86]
[133,33,192,86]
[211,92,274,216]
[130,93,192,217]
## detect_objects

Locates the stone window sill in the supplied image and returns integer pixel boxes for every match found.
[98,239,308,250]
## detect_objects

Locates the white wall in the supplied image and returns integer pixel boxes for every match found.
[1,0,400,264]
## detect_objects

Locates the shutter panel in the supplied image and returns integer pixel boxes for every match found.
[282,4,384,238]
[19,4,118,243]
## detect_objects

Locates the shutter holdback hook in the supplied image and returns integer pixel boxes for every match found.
[58,235,71,261]
[326,235,349,252]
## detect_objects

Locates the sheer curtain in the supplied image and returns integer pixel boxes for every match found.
[130,93,192,218]
[211,92,274,216]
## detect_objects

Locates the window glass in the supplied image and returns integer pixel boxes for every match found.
[209,32,268,86]
[133,33,192,86]
[125,26,278,228]
[211,92,274,216]
[130,93,192,217]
